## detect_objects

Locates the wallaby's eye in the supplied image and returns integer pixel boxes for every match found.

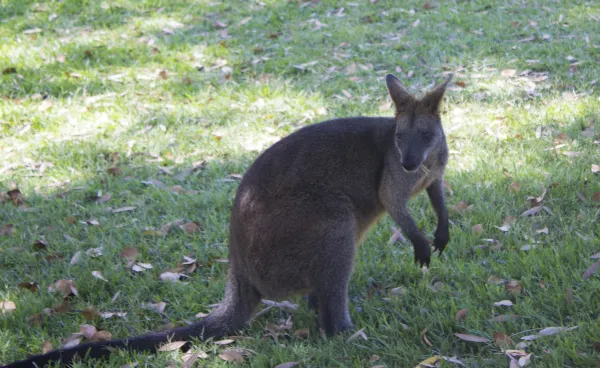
[422,132,435,140]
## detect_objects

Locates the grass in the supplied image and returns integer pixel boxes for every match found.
[1,0,599,366]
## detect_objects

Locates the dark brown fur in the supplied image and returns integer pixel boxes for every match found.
[2,73,452,368]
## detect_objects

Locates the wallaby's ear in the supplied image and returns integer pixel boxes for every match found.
[421,73,453,114]
[386,74,415,114]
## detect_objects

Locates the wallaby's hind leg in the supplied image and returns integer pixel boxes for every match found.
[203,270,262,337]
[312,234,355,336]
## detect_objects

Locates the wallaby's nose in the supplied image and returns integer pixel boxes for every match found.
[401,161,419,172]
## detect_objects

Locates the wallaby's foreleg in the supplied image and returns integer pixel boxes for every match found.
[426,179,449,256]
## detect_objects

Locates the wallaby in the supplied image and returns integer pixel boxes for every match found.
[2,73,452,368]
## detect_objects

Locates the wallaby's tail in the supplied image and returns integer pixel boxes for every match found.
[1,275,262,368]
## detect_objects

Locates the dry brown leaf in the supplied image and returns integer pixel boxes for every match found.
[52,280,78,298]
[295,328,309,338]
[61,337,81,349]
[91,330,112,341]
[18,282,39,292]
[181,350,209,368]
[583,261,600,280]
[33,239,48,251]
[158,341,187,351]
[454,333,489,343]
[107,167,122,176]
[219,350,244,363]
[505,280,522,296]
[388,227,407,244]
[82,307,99,320]
[420,328,433,347]
[510,181,521,192]
[180,222,201,234]
[1,224,15,236]
[120,247,138,261]
[592,164,600,174]
[369,355,380,363]
[493,332,514,350]
[86,247,103,257]
[450,201,472,213]
[28,313,44,326]
[472,224,484,235]
[42,341,53,354]
[495,216,517,232]
[0,301,16,314]
[91,271,107,282]
[488,275,505,285]
[456,308,468,322]
[80,324,98,339]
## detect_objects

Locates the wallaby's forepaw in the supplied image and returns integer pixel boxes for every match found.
[432,230,449,257]
[413,243,431,268]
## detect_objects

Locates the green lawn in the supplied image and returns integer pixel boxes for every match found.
[1,0,599,367]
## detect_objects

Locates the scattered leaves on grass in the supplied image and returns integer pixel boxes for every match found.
[81,307,99,320]
[86,247,103,257]
[488,275,505,285]
[69,251,82,265]
[493,300,514,307]
[583,261,600,280]
[131,262,153,272]
[420,328,433,347]
[454,333,489,343]
[158,341,187,352]
[141,302,166,313]
[84,219,100,226]
[415,356,440,367]
[0,301,16,314]
[18,282,39,292]
[90,330,112,341]
[456,308,468,322]
[521,205,552,217]
[159,272,188,283]
[527,187,546,206]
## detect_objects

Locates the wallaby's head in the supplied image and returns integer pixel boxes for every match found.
[385,73,453,173]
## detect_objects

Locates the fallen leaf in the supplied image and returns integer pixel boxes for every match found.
[538,326,578,336]
[420,328,433,347]
[501,69,517,78]
[213,20,227,29]
[562,151,582,158]
[52,280,78,298]
[142,302,166,314]
[91,330,112,341]
[369,355,380,363]
[388,227,407,244]
[510,182,521,192]
[493,332,514,350]
[521,206,544,217]
[488,275,505,285]
[120,247,138,261]
[273,363,299,368]
[80,324,98,339]
[85,219,100,226]
[180,222,201,234]
[493,300,514,307]
[415,356,441,367]
[70,251,82,265]
[158,341,187,351]
[18,282,39,292]
[583,261,600,280]
[214,339,235,346]
[42,341,53,353]
[1,224,15,236]
[181,350,209,368]
[160,272,186,283]
[33,240,48,251]
[86,247,103,257]
[0,301,16,314]
[295,328,310,338]
[347,328,368,342]
[456,308,468,322]
[219,350,244,363]
[454,333,489,343]
[82,307,99,320]
[91,271,107,282]
[505,280,522,296]
[592,164,600,174]
[107,167,122,176]
[112,206,135,213]
[450,201,472,213]
[472,224,484,235]
[495,216,517,232]
[489,314,520,323]
[61,337,81,349]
